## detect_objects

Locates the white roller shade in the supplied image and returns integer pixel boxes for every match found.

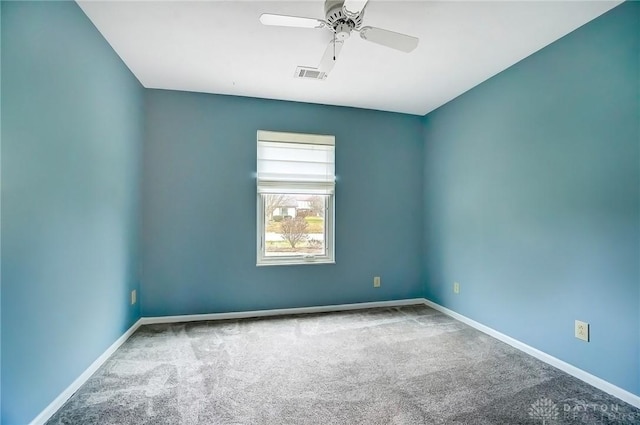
[257,131,335,194]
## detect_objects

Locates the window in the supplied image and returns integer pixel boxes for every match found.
[257,130,335,266]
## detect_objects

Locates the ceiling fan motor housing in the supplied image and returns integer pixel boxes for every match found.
[325,0,363,33]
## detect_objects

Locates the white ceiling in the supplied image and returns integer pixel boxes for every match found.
[77,0,621,115]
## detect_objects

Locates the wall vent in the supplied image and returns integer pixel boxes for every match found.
[295,66,327,80]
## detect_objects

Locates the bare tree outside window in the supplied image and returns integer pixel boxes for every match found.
[263,194,326,256]
[278,217,309,248]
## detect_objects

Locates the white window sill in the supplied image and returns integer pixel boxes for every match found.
[256,258,335,267]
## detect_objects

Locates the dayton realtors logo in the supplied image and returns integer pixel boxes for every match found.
[528,398,559,424]
[528,397,639,423]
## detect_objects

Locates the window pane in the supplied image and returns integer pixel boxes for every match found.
[263,194,327,257]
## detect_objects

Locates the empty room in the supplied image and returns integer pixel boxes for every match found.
[1,0,639,424]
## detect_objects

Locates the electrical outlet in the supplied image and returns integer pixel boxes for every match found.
[575,320,589,342]
[373,276,381,288]
[453,282,460,294]
[131,290,137,305]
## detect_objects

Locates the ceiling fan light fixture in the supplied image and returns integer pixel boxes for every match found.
[334,22,353,40]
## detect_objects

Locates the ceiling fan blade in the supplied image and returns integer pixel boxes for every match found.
[342,0,369,18]
[318,39,345,74]
[260,13,326,29]
[359,26,419,53]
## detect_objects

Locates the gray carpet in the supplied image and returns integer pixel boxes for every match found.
[46,305,640,424]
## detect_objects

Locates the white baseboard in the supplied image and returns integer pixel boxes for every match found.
[421,298,640,409]
[140,298,426,325]
[29,319,143,425]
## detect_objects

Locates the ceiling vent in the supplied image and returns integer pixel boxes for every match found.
[295,66,327,80]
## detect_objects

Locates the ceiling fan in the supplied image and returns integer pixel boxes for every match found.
[260,0,419,78]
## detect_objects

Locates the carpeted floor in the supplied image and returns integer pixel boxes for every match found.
[46,305,640,424]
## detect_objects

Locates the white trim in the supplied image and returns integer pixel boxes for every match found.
[421,298,640,409]
[29,319,143,425]
[140,298,425,325]
[257,130,335,146]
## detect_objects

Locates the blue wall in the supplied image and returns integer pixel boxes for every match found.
[142,90,424,316]
[0,1,3,418]
[1,2,143,423]
[422,1,639,396]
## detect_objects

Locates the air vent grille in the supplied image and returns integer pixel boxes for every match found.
[295,67,327,80]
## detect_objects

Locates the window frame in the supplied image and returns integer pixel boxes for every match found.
[256,130,336,267]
